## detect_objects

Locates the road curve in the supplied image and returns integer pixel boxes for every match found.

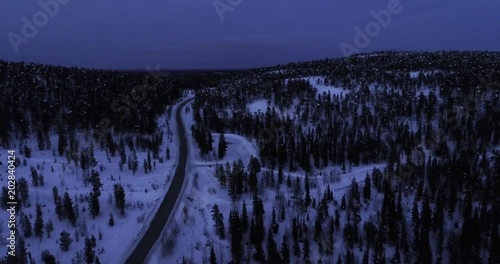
[125,98,194,264]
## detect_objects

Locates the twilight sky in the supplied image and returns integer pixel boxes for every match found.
[0,0,499,70]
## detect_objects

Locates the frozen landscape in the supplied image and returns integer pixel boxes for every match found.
[0,1,500,263]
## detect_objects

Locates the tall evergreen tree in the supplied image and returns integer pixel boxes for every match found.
[210,247,217,264]
[59,231,73,251]
[218,133,227,159]
[63,192,76,226]
[34,203,44,241]
[211,204,225,239]
[229,209,243,263]
[84,237,96,263]
[280,234,290,264]
[114,184,126,216]
[267,227,281,263]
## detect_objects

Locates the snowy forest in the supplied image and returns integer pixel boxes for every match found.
[0,50,500,264]
[190,51,500,264]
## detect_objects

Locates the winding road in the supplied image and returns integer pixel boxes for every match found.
[125,98,194,264]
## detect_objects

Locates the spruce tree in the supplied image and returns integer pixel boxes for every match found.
[210,247,217,264]
[84,237,95,263]
[63,192,76,226]
[34,203,44,241]
[147,151,152,171]
[45,220,54,238]
[303,235,310,262]
[229,209,242,263]
[143,159,148,174]
[89,191,100,219]
[271,207,279,234]
[17,237,28,264]
[241,201,248,233]
[211,204,225,239]
[18,178,29,206]
[267,227,281,263]
[59,231,73,251]
[41,250,57,264]
[108,213,115,227]
[305,173,311,207]
[22,214,32,238]
[218,133,227,159]
[363,174,371,203]
[280,234,290,264]
[114,184,126,216]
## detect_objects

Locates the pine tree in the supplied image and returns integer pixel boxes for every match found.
[30,166,39,187]
[271,207,279,234]
[278,164,284,185]
[305,173,311,207]
[210,247,217,264]
[114,184,126,216]
[280,234,290,264]
[22,214,32,238]
[211,204,225,239]
[303,235,310,262]
[84,237,95,263]
[45,220,54,238]
[229,209,243,263]
[143,159,148,174]
[267,227,281,263]
[218,133,227,159]
[147,151,152,171]
[63,192,76,226]
[18,178,29,206]
[241,201,248,233]
[58,128,66,156]
[108,213,115,227]
[41,249,57,264]
[17,237,28,264]
[1,187,8,210]
[215,164,226,188]
[59,231,73,251]
[89,191,100,219]
[248,156,262,175]
[52,186,62,217]
[34,203,44,241]
[363,174,371,203]
[89,169,102,196]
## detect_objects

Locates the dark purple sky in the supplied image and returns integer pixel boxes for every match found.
[1,0,499,69]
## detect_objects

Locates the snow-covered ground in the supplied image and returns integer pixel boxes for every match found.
[0,99,188,263]
[247,76,349,117]
[147,97,387,263]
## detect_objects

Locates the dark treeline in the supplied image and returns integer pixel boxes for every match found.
[191,51,500,263]
[0,60,239,149]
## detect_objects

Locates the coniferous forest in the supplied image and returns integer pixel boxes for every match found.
[191,51,500,264]
[1,51,500,263]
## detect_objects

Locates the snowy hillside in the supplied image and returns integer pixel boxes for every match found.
[0,51,499,264]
